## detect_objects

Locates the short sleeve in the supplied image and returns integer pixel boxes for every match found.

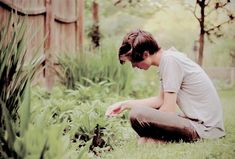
[160,56,184,93]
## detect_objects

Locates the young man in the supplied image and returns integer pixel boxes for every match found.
[105,29,225,143]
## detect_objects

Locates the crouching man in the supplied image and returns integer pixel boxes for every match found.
[105,29,225,143]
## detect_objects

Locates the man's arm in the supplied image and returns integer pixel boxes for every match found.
[159,92,178,112]
[123,90,164,110]
[105,90,164,117]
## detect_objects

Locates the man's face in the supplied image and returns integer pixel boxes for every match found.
[119,52,151,70]
[131,59,151,70]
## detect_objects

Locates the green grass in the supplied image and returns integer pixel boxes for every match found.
[26,83,235,159]
[100,88,235,159]
[14,60,234,159]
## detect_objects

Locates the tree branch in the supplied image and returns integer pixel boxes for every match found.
[205,32,214,43]
[215,1,230,9]
[205,0,211,6]
[205,1,230,17]
[205,18,234,33]
[114,0,122,6]
[192,2,201,22]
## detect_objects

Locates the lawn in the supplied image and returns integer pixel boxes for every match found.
[27,84,235,159]
[100,88,235,159]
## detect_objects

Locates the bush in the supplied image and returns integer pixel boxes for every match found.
[25,84,134,158]
[58,44,134,95]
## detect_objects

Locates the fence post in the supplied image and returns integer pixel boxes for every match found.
[44,0,54,91]
[76,0,84,51]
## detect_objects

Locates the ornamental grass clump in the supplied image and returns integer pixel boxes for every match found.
[0,14,43,158]
[58,44,133,95]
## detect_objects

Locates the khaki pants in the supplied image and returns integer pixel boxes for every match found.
[129,107,200,142]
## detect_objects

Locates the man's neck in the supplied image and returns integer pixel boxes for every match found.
[151,49,163,67]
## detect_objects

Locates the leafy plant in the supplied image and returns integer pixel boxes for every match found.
[0,14,43,158]
[57,44,133,95]
[28,83,133,158]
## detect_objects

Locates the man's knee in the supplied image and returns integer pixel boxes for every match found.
[129,107,146,125]
[129,107,159,138]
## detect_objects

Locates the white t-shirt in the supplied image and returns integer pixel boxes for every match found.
[159,47,225,139]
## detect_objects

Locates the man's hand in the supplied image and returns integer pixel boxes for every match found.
[105,101,129,117]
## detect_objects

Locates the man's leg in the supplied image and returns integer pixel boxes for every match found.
[129,106,199,142]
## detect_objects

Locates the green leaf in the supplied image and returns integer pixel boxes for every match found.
[0,99,15,149]
[77,139,92,159]
[19,80,31,136]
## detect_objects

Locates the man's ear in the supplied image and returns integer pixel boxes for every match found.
[143,51,150,59]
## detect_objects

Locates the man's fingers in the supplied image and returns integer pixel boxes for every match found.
[105,107,115,116]
[105,109,112,116]
[105,111,117,117]
[105,106,121,117]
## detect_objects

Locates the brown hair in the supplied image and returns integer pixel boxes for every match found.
[119,29,160,64]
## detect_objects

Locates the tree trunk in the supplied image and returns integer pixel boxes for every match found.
[198,32,204,66]
[92,1,99,24]
[90,0,100,48]
[197,0,205,66]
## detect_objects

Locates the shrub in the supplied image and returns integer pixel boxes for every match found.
[58,44,134,95]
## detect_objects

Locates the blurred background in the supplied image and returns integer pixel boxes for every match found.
[1,0,235,89]
[0,0,235,159]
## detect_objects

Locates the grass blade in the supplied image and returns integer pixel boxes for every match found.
[19,80,31,136]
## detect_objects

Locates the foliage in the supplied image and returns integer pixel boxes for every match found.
[88,23,101,48]
[102,0,163,18]
[0,14,43,158]
[204,38,235,67]
[183,0,235,65]
[191,0,234,40]
[88,1,235,67]
[84,0,163,38]
[10,81,235,159]
[57,44,134,95]
[19,83,134,158]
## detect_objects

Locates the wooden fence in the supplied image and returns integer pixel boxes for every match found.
[0,0,84,90]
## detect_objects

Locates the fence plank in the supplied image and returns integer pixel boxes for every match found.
[53,0,77,57]
[0,4,11,25]
[54,22,76,57]
[44,0,54,90]
[76,0,84,51]
[0,0,46,15]
[53,0,76,21]
[0,0,84,89]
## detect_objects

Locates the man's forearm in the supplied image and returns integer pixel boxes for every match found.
[122,96,163,110]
